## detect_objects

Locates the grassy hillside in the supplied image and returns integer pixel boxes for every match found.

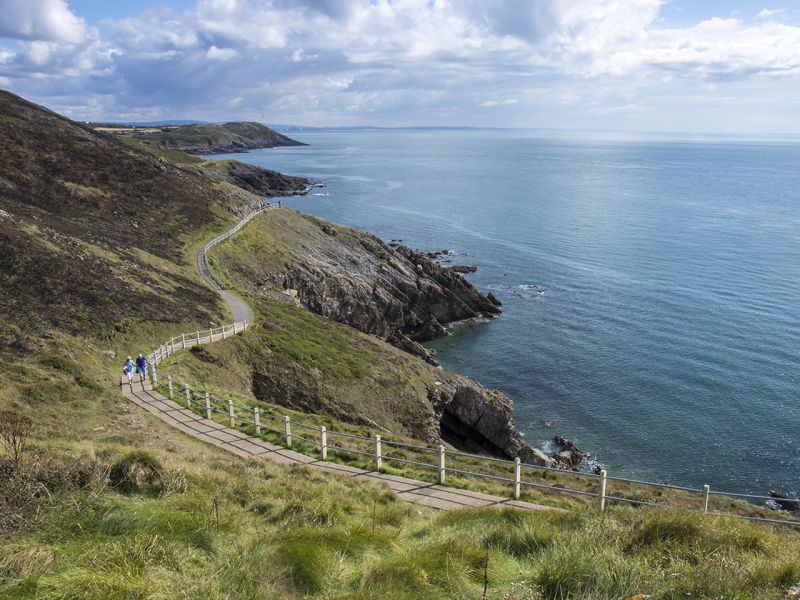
[1,91,799,599]
[0,90,242,347]
[110,121,306,154]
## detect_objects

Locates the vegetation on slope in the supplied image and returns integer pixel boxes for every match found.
[3,418,800,598]
[107,121,306,154]
[0,90,239,348]
[185,159,309,198]
[1,90,799,599]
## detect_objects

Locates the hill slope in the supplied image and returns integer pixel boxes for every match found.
[112,121,306,154]
[0,91,311,352]
[1,91,799,600]
[0,91,235,349]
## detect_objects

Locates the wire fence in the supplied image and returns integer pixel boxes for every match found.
[133,321,800,529]
[200,203,278,291]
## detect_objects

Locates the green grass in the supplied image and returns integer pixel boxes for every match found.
[8,447,797,600]
[5,328,797,599]
[117,136,204,164]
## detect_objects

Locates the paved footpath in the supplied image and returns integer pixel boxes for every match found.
[122,381,557,512]
[127,209,557,512]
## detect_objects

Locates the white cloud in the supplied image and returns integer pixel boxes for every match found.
[0,0,87,43]
[3,0,800,132]
[757,8,786,19]
[590,103,646,115]
[479,99,519,108]
[206,45,238,60]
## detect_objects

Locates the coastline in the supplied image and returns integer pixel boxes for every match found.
[207,136,800,504]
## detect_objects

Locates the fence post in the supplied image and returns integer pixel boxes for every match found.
[375,435,382,471]
[320,426,327,460]
[438,445,446,484]
[153,351,158,368]
[181,333,186,349]
[196,331,200,345]
[254,407,261,435]
[284,416,292,447]
[598,469,607,512]
[514,457,521,500]
[244,320,248,330]
[184,384,191,408]
[167,375,173,400]
[228,399,235,427]
[152,365,158,388]
[149,363,156,387]
[702,484,710,514]
[205,392,211,420]
[233,322,238,334]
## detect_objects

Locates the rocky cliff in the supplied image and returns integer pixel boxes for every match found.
[209,209,580,468]
[187,159,309,197]
[209,211,501,364]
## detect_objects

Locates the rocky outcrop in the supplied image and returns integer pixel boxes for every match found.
[552,436,585,469]
[212,209,583,469]
[769,491,800,513]
[192,160,308,197]
[131,122,306,154]
[262,216,500,357]
[431,376,575,468]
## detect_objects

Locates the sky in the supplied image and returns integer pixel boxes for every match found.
[1,0,800,133]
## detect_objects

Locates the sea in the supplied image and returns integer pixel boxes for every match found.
[210,130,800,496]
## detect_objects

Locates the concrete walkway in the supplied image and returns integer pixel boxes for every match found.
[196,208,270,324]
[121,381,555,513]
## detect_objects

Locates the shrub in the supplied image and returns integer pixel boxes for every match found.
[0,452,99,532]
[108,451,164,496]
[0,410,33,469]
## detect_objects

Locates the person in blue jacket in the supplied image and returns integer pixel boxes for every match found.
[135,353,148,382]
[122,356,135,386]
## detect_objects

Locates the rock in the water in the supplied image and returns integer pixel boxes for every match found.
[487,292,502,306]
[769,490,800,512]
[416,316,447,342]
[449,265,478,274]
[553,435,585,468]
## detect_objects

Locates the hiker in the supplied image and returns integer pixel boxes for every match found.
[122,356,135,386]
[135,353,148,382]
[277,200,282,208]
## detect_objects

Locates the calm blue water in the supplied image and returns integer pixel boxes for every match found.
[211,131,800,495]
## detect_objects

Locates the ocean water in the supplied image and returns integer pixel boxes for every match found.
[211,131,800,495]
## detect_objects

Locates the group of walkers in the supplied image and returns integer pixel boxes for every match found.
[254,199,282,210]
[227,198,283,217]
[122,353,149,386]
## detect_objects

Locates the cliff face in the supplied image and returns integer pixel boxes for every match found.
[188,160,308,197]
[293,236,502,337]
[209,210,574,468]
[209,211,500,364]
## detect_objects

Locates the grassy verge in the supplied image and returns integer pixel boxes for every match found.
[3,428,799,599]
[154,325,800,526]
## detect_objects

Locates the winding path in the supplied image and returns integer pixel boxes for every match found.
[196,208,268,323]
[122,207,556,512]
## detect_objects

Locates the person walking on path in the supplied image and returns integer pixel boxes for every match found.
[135,353,148,382]
[122,356,135,387]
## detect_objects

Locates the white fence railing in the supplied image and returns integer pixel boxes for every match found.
[134,321,800,528]
[200,204,275,291]
[139,321,248,389]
